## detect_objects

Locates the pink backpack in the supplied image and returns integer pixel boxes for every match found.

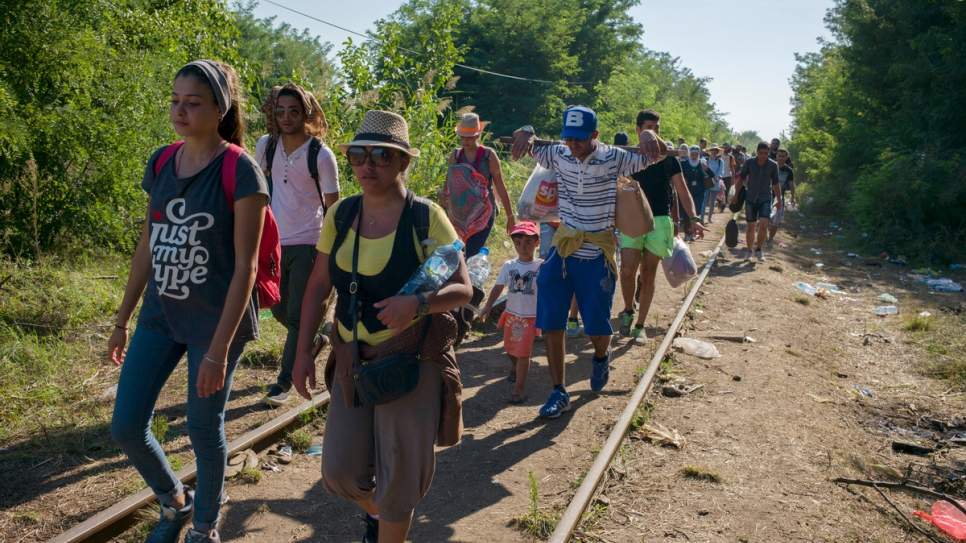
[442,148,493,242]
[154,141,282,309]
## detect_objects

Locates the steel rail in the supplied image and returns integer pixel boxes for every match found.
[48,392,330,543]
[548,221,731,543]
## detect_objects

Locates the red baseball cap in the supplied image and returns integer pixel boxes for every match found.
[509,221,539,237]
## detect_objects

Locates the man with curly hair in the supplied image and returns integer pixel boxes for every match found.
[255,83,341,407]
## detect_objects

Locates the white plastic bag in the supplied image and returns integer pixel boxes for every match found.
[672,337,720,359]
[662,237,698,289]
[516,165,559,222]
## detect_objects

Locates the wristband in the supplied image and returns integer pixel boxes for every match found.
[690,216,701,223]
[204,355,226,366]
[115,325,128,331]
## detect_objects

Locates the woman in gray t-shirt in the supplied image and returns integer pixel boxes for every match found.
[107,60,269,543]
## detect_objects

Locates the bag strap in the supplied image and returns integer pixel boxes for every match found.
[350,200,363,375]
[153,141,185,177]
[410,192,432,258]
[265,136,277,198]
[333,194,362,254]
[220,144,244,212]
[307,137,327,213]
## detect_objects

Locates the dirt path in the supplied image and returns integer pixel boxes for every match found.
[215,213,966,543]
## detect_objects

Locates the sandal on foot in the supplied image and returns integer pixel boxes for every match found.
[508,393,528,404]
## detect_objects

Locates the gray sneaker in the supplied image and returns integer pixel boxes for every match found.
[263,384,291,407]
[755,248,766,262]
[185,529,219,543]
[146,491,193,543]
[743,249,754,262]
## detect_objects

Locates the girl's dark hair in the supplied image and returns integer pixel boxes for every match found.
[175,61,245,147]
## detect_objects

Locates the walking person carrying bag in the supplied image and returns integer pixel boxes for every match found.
[291,110,473,543]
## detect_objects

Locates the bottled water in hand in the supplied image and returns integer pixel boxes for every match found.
[397,240,465,296]
[466,247,491,290]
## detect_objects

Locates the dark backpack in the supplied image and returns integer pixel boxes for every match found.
[264,136,328,214]
[154,141,282,309]
[332,194,484,349]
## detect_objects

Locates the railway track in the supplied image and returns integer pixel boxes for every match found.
[47,219,730,543]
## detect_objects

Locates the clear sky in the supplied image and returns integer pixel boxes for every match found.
[251,0,834,140]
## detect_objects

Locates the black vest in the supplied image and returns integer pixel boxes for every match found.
[329,192,427,337]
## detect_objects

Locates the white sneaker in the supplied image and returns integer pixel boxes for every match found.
[755,248,766,262]
[743,249,754,262]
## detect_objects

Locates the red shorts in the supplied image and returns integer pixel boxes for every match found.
[498,312,538,358]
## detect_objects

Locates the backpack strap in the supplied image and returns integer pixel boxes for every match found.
[410,192,432,259]
[332,194,363,253]
[153,141,185,177]
[307,137,327,212]
[220,144,244,212]
[264,136,277,198]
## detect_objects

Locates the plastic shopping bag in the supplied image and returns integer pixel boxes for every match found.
[662,237,698,289]
[516,165,559,223]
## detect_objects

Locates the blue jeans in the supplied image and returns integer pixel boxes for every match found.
[539,222,557,258]
[701,190,719,221]
[111,326,245,533]
[464,213,495,259]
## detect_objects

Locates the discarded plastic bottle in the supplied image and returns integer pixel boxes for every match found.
[875,306,899,315]
[671,337,720,359]
[397,239,465,296]
[876,293,898,304]
[466,247,492,290]
[815,282,841,292]
[935,284,964,293]
[795,282,818,295]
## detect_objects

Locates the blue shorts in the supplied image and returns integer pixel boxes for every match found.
[745,199,772,222]
[535,248,615,336]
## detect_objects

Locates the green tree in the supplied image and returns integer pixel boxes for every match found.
[0,0,243,257]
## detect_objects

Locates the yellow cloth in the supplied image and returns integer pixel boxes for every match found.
[551,224,617,274]
[317,199,459,346]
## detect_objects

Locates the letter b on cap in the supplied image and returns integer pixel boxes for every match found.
[565,110,583,127]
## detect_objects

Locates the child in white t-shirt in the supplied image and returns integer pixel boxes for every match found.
[481,222,542,404]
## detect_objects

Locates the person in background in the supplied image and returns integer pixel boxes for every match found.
[480,221,543,404]
[679,146,714,241]
[732,141,782,262]
[109,60,268,543]
[292,110,472,543]
[677,137,686,148]
[699,137,710,160]
[768,138,794,168]
[703,143,725,223]
[255,83,340,408]
[719,142,737,210]
[767,148,795,247]
[446,112,516,258]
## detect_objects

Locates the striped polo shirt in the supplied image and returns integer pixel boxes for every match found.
[534,143,651,259]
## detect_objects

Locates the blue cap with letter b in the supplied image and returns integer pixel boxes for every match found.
[560,106,598,140]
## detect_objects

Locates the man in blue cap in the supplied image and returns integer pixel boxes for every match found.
[511,106,664,419]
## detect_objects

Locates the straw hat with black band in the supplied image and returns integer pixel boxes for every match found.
[338,110,421,157]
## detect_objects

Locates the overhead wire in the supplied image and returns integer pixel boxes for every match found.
[259,0,595,86]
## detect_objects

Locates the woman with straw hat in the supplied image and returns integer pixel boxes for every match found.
[444,112,516,257]
[291,110,473,543]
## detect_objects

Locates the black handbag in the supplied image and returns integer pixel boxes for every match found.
[347,202,429,406]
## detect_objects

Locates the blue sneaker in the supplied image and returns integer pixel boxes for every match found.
[566,318,580,338]
[590,348,611,392]
[184,529,220,543]
[146,491,193,543]
[539,387,571,419]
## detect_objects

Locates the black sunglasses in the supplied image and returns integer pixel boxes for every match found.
[563,135,590,144]
[346,147,397,167]
[274,107,302,119]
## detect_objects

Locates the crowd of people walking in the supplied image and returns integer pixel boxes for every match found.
[107,59,795,543]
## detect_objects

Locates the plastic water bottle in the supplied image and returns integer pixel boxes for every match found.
[875,306,899,315]
[397,239,465,296]
[466,247,491,290]
[934,284,964,292]
[815,282,841,292]
[795,282,818,295]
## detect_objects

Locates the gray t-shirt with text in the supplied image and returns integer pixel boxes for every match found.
[138,146,269,345]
